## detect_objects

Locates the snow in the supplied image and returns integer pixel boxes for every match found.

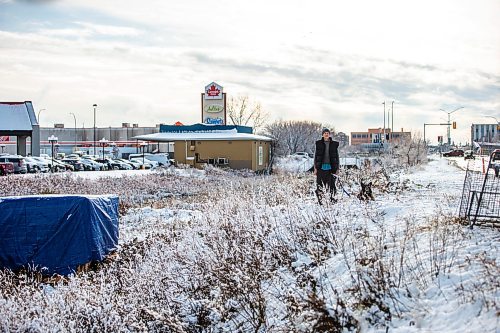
[0,154,498,332]
[133,130,273,142]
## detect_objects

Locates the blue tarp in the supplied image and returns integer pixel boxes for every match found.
[0,195,119,275]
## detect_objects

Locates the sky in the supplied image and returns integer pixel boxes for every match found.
[0,0,499,145]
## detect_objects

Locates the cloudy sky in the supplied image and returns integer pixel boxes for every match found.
[0,0,499,144]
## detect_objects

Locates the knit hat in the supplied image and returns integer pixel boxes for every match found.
[322,128,330,135]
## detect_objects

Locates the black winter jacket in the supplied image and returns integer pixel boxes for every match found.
[314,138,340,173]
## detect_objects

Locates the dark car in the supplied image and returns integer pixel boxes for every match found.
[443,149,464,157]
[62,158,85,171]
[95,158,122,170]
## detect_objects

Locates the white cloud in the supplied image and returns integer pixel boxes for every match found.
[0,0,499,145]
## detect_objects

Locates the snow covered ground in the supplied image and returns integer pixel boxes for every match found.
[0,156,498,332]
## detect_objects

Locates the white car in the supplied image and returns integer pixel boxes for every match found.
[130,157,159,169]
[129,153,170,166]
[291,152,311,158]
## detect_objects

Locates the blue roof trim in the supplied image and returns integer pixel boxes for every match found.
[160,123,253,134]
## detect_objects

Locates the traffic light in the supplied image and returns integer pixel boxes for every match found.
[452,121,457,129]
[497,124,500,131]
[438,136,443,143]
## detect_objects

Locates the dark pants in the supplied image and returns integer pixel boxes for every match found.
[316,169,337,204]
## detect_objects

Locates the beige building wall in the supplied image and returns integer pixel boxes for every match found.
[173,140,271,171]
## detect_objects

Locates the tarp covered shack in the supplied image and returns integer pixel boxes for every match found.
[0,195,119,275]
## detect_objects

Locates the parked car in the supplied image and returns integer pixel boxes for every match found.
[95,158,123,170]
[24,156,50,173]
[0,162,14,176]
[443,149,464,157]
[115,158,141,170]
[291,152,312,158]
[0,155,28,174]
[128,153,170,166]
[464,150,475,160]
[31,156,51,172]
[130,157,159,169]
[80,158,104,171]
[113,159,133,170]
[62,158,85,171]
[48,159,74,172]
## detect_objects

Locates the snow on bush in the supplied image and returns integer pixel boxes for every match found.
[0,161,498,332]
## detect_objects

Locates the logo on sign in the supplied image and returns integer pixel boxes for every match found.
[204,82,223,100]
[206,84,220,97]
[205,117,224,125]
[204,104,224,113]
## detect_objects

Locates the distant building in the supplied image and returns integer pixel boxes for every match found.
[333,132,349,147]
[471,123,499,143]
[2,122,162,157]
[350,128,411,146]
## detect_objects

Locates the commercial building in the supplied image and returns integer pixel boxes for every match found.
[471,123,499,143]
[133,124,272,172]
[0,101,40,156]
[350,128,411,145]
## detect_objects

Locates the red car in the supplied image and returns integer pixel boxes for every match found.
[0,162,15,176]
[443,149,464,157]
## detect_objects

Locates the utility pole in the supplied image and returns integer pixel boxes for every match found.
[69,112,77,152]
[382,101,386,143]
[93,104,97,156]
[391,101,394,141]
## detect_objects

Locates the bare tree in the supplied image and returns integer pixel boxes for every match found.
[227,95,268,131]
[391,132,427,166]
[264,120,330,156]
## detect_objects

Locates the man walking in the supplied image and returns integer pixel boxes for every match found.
[314,128,340,204]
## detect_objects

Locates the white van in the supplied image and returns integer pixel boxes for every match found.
[128,153,170,166]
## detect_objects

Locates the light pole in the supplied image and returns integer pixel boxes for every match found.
[140,141,147,169]
[99,138,108,160]
[391,101,394,142]
[382,101,386,143]
[48,135,58,172]
[69,112,77,152]
[440,106,464,145]
[37,108,46,126]
[93,104,97,156]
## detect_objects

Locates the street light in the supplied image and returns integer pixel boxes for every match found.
[48,135,58,172]
[382,101,386,143]
[391,101,394,142]
[99,138,108,160]
[37,109,46,126]
[69,112,77,152]
[440,106,464,145]
[484,115,499,124]
[140,141,147,169]
[93,104,97,156]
